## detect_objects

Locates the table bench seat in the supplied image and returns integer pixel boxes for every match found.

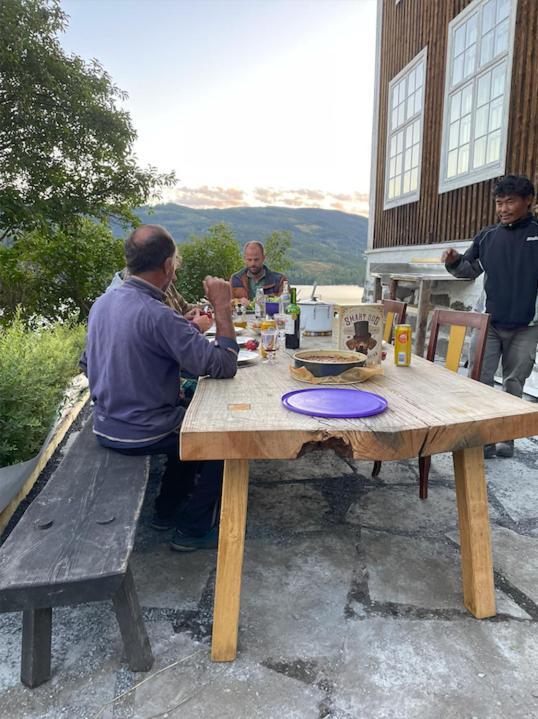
[0,414,153,687]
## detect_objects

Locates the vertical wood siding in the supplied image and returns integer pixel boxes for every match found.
[373,0,538,249]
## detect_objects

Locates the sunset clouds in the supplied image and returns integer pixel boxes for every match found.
[162,186,369,216]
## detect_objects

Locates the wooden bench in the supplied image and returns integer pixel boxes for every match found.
[0,413,153,687]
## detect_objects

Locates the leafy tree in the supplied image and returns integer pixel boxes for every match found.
[0,0,174,239]
[175,224,243,302]
[263,230,293,274]
[0,219,124,324]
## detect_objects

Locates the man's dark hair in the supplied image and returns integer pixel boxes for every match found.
[124,225,176,274]
[244,241,265,254]
[493,174,535,198]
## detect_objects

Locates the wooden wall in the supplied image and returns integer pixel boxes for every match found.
[373,0,538,249]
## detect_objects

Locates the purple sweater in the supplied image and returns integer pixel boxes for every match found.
[80,277,238,445]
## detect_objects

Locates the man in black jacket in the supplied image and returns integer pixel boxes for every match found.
[442,174,538,459]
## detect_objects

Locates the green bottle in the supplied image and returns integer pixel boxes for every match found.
[285,287,300,349]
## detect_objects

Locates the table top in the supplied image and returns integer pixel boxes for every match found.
[180,341,538,462]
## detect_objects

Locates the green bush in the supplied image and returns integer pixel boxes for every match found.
[0,312,87,467]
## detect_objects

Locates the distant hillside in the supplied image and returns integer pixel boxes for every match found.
[134,204,368,285]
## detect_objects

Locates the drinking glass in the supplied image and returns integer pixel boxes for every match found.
[274,313,286,347]
[261,328,277,362]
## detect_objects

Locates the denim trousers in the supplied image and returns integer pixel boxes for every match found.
[99,432,223,536]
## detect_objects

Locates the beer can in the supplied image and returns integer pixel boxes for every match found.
[394,324,412,366]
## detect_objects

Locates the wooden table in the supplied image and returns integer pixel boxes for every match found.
[180,346,538,662]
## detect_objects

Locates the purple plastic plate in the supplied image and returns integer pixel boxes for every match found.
[281,387,388,418]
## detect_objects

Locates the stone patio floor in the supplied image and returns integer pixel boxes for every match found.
[1,429,537,718]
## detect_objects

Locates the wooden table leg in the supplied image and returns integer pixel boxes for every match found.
[452,446,496,619]
[415,279,431,357]
[212,459,250,661]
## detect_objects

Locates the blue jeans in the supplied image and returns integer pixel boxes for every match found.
[98,432,223,536]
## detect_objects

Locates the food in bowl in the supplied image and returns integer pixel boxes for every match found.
[293,349,367,377]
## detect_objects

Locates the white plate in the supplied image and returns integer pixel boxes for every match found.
[207,335,252,345]
[237,349,260,365]
[205,325,244,336]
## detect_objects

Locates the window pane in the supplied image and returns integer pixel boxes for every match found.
[486,129,501,163]
[398,103,405,126]
[403,171,411,194]
[466,14,478,46]
[461,83,473,115]
[390,135,397,157]
[477,71,491,106]
[452,54,464,85]
[454,25,466,56]
[406,125,413,147]
[415,62,423,88]
[449,120,460,150]
[398,80,406,103]
[392,87,399,111]
[460,114,471,145]
[489,97,503,131]
[407,94,415,120]
[414,90,422,115]
[480,30,494,66]
[397,131,404,153]
[494,19,509,56]
[410,168,418,191]
[475,105,489,138]
[450,91,462,122]
[447,149,458,178]
[483,0,496,33]
[412,144,420,168]
[388,179,395,199]
[458,144,470,174]
[408,70,416,93]
[405,147,413,170]
[392,108,398,129]
[497,0,510,22]
[389,158,396,178]
[491,63,505,97]
[395,153,402,175]
[464,45,476,78]
[474,136,487,167]
[413,119,421,145]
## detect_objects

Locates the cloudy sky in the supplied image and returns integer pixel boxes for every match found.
[61,0,376,215]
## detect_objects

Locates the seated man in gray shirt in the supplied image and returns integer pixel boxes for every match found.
[80,224,238,551]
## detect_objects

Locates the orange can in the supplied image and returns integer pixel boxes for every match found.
[394,324,412,366]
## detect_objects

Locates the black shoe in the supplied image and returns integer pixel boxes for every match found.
[150,514,176,531]
[170,527,219,552]
[483,444,496,459]
[496,440,514,458]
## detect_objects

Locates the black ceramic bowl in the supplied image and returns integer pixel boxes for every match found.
[293,349,367,377]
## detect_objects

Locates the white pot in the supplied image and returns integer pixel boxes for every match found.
[298,301,334,333]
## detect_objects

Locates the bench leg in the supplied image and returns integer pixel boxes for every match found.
[112,566,154,672]
[21,607,52,688]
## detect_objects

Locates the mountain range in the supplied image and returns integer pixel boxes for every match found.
[134,204,368,285]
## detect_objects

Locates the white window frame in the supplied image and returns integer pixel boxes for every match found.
[439,0,518,194]
[383,47,428,210]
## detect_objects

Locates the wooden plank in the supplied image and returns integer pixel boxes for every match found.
[21,608,52,688]
[212,459,249,662]
[112,566,154,673]
[452,446,496,619]
[0,388,90,536]
[0,418,150,611]
[181,339,538,463]
[445,324,467,372]
[414,279,431,357]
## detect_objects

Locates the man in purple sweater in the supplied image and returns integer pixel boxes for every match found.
[80,224,238,551]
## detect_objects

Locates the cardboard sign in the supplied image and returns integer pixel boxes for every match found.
[333,304,384,366]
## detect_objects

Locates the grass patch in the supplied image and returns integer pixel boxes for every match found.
[0,312,87,466]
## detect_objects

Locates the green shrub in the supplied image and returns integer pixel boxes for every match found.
[0,312,87,467]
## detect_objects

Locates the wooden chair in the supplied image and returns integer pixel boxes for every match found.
[373,308,491,500]
[381,299,407,343]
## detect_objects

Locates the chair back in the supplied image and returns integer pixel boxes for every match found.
[426,309,490,380]
[382,299,407,343]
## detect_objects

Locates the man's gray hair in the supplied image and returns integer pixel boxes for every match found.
[243,240,265,254]
[124,224,175,274]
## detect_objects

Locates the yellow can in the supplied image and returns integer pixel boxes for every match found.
[394,324,412,366]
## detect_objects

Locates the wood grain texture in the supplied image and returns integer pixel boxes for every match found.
[211,459,249,662]
[0,418,149,611]
[453,446,496,618]
[181,350,538,463]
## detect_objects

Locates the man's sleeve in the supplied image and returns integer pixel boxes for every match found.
[155,309,238,379]
[445,233,484,280]
[230,272,247,299]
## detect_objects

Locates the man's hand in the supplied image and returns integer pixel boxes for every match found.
[441,248,460,264]
[203,276,235,340]
[187,308,213,333]
[240,297,250,307]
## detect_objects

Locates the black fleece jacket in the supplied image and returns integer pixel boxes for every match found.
[445,213,538,328]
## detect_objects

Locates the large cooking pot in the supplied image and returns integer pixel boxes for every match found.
[298,300,334,334]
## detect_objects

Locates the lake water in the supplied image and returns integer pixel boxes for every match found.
[294,285,364,305]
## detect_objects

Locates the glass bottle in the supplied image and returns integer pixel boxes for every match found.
[285,287,300,349]
[254,288,265,319]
